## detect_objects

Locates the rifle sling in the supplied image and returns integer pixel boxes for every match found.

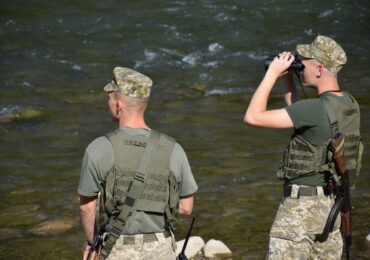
[316,97,341,243]
[320,96,352,252]
[100,130,161,258]
[314,196,344,242]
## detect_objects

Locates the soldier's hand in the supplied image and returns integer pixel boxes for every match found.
[83,244,91,260]
[267,51,295,77]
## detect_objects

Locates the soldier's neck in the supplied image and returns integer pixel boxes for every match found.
[119,117,150,130]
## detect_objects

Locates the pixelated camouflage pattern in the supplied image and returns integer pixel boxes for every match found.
[106,235,176,260]
[268,190,343,259]
[103,67,153,99]
[297,35,347,73]
[267,230,343,260]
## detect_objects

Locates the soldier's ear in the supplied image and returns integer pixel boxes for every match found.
[116,98,125,110]
[316,64,324,78]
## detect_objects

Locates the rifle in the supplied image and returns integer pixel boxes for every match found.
[87,227,106,260]
[177,217,195,260]
[315,132,351,259]
[332,132,352,260]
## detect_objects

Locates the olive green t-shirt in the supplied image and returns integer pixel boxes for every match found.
[285,93,354,186]
[78,127,198,234]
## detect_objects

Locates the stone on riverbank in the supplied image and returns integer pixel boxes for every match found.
[204,239,232,259]
[176,236,232,260]
[176,236,205,259]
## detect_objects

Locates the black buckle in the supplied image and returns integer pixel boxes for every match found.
[134,172,145,182]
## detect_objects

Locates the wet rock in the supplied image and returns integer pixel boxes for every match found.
[366,233,370,247]
[191,83,207,93]
[0,106,52,122]
[30,219,77,236]
[176,236,205,259]
[175,237,232,260]
[187,83,207,98]
[204,239,232,259]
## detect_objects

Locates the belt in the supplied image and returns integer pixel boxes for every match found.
[121,231,171,245]
[283,184,324,198]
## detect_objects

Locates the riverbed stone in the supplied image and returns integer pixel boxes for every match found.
[0,107,52,122]
[204,239,232,259]
[30,219,77,236]
[176,236,205,259]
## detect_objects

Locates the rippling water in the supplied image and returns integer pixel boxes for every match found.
[1,0,370,259]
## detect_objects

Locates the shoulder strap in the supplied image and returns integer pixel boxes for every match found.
[320,96,341,181]
[101,130,160,258]
[321,95,339,137]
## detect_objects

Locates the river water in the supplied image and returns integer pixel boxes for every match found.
[1,0,369,259]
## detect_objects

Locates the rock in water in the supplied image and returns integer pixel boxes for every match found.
[366,233,370,247]
[30,219,76,235]
[204,239,232,259]
[176,236,205,259]
[0,106,52,122]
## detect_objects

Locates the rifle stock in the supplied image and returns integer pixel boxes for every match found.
[315,133,351,259]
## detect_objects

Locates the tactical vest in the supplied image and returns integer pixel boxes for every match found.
[98,129,180,232]
[277,92,363,180]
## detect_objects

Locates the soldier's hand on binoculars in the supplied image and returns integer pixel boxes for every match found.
[267,51,295,77]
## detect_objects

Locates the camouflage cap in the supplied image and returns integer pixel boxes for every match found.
[296,35,347,73]
[103,67,153,99]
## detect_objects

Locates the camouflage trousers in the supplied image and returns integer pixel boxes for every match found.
[267,185,343,260]
[106,232,176,260]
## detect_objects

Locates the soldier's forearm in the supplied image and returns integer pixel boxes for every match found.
[179,195,194,215]
[80,195,97,242]
[281,74,298,105]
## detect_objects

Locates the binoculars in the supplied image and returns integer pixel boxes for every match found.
[264,54,305,71]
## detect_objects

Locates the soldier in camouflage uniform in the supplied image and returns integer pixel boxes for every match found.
[244,35,362,259]
[78,67,198,260]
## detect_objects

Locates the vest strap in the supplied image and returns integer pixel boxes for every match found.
[321,95,339,136]
[100,130,161,258]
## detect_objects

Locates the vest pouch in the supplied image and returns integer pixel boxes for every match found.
[165,171,179,230]
[168,171,179,211]
[343,134,362,175]
[354,139,363,176]
[276,145,289,180]
[134,170,170,213]
[99,169,116,227]
[105,169,116,207]
[281,135,328,179]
